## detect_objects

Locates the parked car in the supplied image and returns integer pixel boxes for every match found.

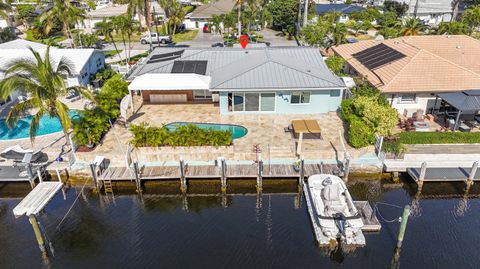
[140,33,172,44]
[203,24,210,33]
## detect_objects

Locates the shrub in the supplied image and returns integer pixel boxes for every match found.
[130,123,232,147]
[382,139,406,155]
[325,56,346,76]
[348,117,375,148]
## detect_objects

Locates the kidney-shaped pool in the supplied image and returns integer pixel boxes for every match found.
[165,122,248,140]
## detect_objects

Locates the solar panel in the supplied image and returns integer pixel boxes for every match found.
[147,50,184,64]
[171,60,208,75]
[353,43,406,70]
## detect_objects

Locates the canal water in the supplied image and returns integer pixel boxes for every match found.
[1,178,479,269]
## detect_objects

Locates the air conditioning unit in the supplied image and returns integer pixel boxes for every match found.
[212,93,219,102]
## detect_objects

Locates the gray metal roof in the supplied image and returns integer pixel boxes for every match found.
[128,47,345,90]
[438,90,480,112]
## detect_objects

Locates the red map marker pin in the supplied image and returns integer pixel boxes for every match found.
[239,35,249,49]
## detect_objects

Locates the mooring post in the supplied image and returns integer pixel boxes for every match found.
[320,161,324,174]
[468,161,478,183]
[221,158,227,193]
[37,169,43,183]
[343,157,350,183]
[89,163,99,191]
[133,162,142,193]
[395,205,411,256]
[418,162,427,192]
[29,215,46,254]
[298,158,305,188]
[179,159,187,192]
[26,163,35,189]
[257,160,263,192]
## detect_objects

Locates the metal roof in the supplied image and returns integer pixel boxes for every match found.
[438,90,480,112]
[190,0,235,19]
[315,4,365,14]
[128,47,345,91]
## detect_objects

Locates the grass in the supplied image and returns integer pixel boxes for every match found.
[25,29,67,45]
[104,50,123,57]
[172,30,198,43]
[109,32,143,43]
[398,132,480,144]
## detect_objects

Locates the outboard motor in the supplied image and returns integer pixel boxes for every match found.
[334,213,347,239]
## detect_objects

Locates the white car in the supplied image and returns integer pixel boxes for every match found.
[140,33,172,44]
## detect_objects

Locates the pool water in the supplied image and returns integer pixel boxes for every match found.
[0,111,80,140]
[165,122,248,139]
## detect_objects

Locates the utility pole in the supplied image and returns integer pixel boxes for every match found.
[303,0,309,28]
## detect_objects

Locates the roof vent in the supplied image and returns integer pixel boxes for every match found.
[456,45,461,49]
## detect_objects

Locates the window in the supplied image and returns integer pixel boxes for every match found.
[330,90,341,97]
[291,91,310,104]
[260,93,275,111]
[399,94,416,103]
[230,92,275,112]
[194,90,212,99]
[245,93,259,111]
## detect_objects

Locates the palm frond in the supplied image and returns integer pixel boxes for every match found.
[54,99,72,133]
[29,108,47,143]
[5,98,39,129]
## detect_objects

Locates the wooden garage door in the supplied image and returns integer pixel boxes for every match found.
[150,94,188,104]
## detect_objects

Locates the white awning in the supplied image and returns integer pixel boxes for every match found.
[128,73,211,91]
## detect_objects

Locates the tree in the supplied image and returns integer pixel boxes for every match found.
[0,46,91,145]
[325,56,346,76]
[126,0,145,30]
[266,0,298,35]
[168,1,186,35]
[400,17,427,36]
[0,0,10,19]
[114,15,138,64]
[15,4,36,28]
[383,0,409,18]
[462,6,480,33]
[37,0,86,46]
[435,21,470,35]
[73,32,100,48]
[96,18,123,63]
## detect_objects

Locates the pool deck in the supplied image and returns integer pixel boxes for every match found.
[74,103,375,166]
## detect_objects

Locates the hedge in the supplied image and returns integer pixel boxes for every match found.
[398,132,480,144]
[130,123,232,147]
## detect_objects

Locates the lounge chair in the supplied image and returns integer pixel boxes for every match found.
[0,145,48,163]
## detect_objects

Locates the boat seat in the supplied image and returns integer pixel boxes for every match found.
[322,184,346,216]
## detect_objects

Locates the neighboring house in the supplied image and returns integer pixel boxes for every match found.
[314,4,365,23]
[332,35,480,116]
[0,39,105,108]
[184,0,236,29]
[78,4,128,31]
[371,0,462,25]
[127,47,346,115]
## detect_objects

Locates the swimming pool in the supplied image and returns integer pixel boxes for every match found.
[165,122,248,140]
[0,111,80,140]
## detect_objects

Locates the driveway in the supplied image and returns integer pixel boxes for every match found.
[177,30,223,47]
[260,29,299,47]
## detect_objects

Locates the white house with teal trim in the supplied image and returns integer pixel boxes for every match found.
[128,47,345,114]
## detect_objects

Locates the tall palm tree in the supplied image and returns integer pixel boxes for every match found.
[0,46,90,144]
[169,1,185,35]
[126,0,145,30]
[114,15,138,64]
[0,0,11,19]
[96,18,123,63]
[400,17,427,36]
[435,21,470,35]
[38,0,86,47]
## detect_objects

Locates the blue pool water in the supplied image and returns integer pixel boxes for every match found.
[0,111,80,140]
[165,122,248,139]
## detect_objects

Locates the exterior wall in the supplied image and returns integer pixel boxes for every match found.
[219,89,343,115]
[386,92,441,117]
[184,18,209,29]
[77,51,106,86]
[142,90,194,102]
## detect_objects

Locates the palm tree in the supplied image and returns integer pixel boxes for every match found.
[0,0,11,19]
[96,18,123,63]
[126,0,145,30]
[462,6,480,34]
[169,2,185,35]
[328,22,347,49]
[114,15,138,64]
[0,46,90,144]
[435,21,470,35]
[400,17,428,36]
[38,0,86,46]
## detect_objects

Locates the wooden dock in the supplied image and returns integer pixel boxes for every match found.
[353,201,381,232]
[98,163,337,181]
[13,182,63,218]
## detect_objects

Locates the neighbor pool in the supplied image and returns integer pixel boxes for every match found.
[165,122,248,140]
[0,111,80,140]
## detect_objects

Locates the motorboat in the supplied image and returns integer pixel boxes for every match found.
[304,174,365,245]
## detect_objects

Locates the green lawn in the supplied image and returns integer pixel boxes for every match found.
[398,132,480,144]
[25,29,67,45]
[172,30,198,43]
[104,50,123,57]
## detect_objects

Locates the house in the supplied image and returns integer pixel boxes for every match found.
[314,4,365,23]
[78,4,128,31]
[127,47,346,114]
[184,0,236,29]
[332,35,480,116]
[0,40,105,108]
[371,0,462,25]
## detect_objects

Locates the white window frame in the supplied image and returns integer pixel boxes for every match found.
[398,93,417,104]
[290,91,311,105]
[231,92,276,113]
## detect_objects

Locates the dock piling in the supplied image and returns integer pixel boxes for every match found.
[37,169,43,183]
[257,160,263,192]
[179,159,187,192]
[395,205,411,255]
[26,163,35,189]
[133,162,142,193]
[29,215,46,254]
[89,163,99,191]
[418,162,427,191]
[468,161,478,183]
[220,158,227,192]
[298,158,305,188]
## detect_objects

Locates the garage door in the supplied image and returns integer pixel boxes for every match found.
[150,94,187,104]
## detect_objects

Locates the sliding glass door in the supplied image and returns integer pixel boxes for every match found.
[231,92,275,112]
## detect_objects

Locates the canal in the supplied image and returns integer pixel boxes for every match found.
[1,178,479,269]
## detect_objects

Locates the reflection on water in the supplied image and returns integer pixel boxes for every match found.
[1,177,480,269]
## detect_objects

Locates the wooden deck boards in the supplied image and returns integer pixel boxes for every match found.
[13,182,63,217]
[99,163,338,181]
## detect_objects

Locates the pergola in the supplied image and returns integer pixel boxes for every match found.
[436,90,480,130]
